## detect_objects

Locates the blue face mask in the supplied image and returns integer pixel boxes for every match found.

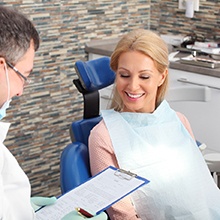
[0,62,11,120]
[0,99,11,120]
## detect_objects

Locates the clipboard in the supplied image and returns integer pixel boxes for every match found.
[36,166,149,220]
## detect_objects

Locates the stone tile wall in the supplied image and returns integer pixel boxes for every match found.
[1,0,219,197]
[151,0,220,40]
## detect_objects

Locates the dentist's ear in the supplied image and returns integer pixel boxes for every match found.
[0,58,6,74]
[0,57,4,64]
[0,57,7,68]
[0,57,6,63]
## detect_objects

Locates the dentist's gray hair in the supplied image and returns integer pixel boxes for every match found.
[0,6,40,64]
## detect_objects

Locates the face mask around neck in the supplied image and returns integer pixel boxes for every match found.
[0,99,12,120]
[0,62,11,120]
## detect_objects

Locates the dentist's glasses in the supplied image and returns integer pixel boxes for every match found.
[6,61,31,85]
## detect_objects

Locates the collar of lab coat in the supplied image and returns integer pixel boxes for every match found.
[0,121,11,142]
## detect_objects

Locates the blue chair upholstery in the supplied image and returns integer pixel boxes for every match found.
[60,56,115,194]
[75,56,115,92]
[60,142,91,193]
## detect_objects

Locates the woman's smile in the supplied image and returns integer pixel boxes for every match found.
[125,91,145,100]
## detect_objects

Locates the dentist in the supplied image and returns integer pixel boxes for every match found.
[0,6,108,220]
[0,5,40,220]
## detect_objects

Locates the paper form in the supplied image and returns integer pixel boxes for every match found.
[36,166,149,220]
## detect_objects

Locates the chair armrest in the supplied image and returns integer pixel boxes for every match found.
[60,142,91,194]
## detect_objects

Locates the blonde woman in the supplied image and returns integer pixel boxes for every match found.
[89,29,220,220]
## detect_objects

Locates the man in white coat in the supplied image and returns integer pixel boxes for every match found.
[0,6,108,220]
[0,6,40,219]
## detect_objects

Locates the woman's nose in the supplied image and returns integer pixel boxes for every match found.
[128,77,140,90]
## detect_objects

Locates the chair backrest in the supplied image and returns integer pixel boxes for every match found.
[60,57,115,194]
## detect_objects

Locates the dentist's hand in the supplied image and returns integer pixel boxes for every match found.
[30,196,57,211]
[61,210,108,220]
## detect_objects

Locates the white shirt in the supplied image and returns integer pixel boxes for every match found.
[0,122,35,220]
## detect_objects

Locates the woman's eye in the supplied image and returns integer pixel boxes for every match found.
[119,73,130,78]
[140,75,150,79]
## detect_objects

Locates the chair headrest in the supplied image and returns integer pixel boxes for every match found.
[74,56,115,92]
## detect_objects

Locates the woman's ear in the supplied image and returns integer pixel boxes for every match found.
[158,68,168,87]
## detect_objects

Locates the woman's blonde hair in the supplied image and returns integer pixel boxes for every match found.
[110,29,169,111]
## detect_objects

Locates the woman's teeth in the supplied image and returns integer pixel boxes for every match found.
[127,93,143,98]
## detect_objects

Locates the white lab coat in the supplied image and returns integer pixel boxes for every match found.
[0,122,35,220]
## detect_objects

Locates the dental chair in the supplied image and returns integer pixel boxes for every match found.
[60,56,115,194]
